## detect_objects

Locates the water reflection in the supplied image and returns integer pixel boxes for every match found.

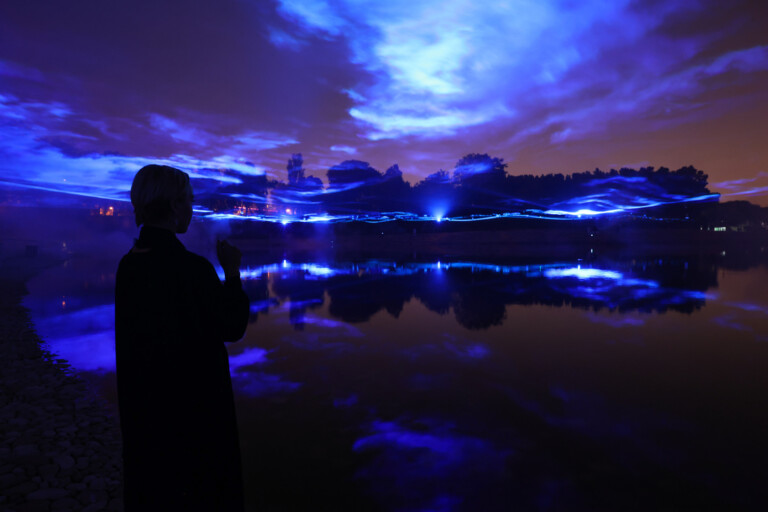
[249,258,716,332]
[23,254,768,510]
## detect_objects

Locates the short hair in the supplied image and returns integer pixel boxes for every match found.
[131,165,191,227]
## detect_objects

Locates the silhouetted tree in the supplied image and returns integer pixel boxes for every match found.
[451,154,508,214]
[324,160,384,213]
[366,164,413,213]
[453,153,507,183]
[272,154,325,215]
[287,153,305,185]
[327,160,381,186]
[413,169,456,216]
[211,153,718,218]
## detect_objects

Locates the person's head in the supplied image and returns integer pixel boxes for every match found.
[130,164,193,233]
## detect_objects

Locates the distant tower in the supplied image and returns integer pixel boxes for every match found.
[287,153,305,185]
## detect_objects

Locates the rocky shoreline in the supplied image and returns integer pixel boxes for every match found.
[1,262,123,512]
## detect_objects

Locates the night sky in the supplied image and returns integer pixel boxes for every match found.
[1,0,767,207]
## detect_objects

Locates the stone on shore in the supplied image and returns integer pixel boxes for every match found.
[1,276,124,511]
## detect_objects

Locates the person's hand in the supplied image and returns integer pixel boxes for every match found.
[217,239,242,279]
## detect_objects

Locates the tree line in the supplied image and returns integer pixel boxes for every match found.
[204,152,714,216]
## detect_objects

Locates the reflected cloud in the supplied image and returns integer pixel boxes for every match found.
[228,338,302,398]
[401,336,491,363]
[712,313,752,332]
[333,394,359,408]
[231,372,302,397]
[281,331,363,352]
[725,301,768,315]
[586,313,646,328]
[443,341,490,360]
[228,347,271,372]
[294,315,365,335]
[353,418,507,511]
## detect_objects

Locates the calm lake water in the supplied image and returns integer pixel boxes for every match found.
[23,248,768,511]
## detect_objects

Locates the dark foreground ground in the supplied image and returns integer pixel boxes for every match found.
[0,256,123,512]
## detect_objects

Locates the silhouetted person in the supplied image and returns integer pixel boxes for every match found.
[115,165,249,511]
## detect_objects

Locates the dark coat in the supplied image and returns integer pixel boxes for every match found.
[115,226,249,511]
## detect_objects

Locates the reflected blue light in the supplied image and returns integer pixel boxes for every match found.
[303,265,335,277]
[353,417,506,508]
[295,316,365,334]
[26,304,116,373]
[586,313,646,327]
[233,261,346,281]
[333,394,359,408]
[236,259,703,317]
[283,298,324,309]
[354,420,462,455]
[228,347,270,372]
[232,372,302,397]
[544,268,624,280]
[726,302,768,315]
[250,299,278,313]
[238,260,664,287]
[713,314,751,332]
[445,342,490,360]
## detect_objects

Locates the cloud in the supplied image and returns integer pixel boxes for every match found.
[275,0,768,150]
[273,0,634,139]
[148,114,298,154]
[0,93,302,203]
[267,27,308,51]
[330,144,357,154]
[0,59,45,81]
[712,172,768,198]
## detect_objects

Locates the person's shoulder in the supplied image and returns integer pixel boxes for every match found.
[116,244,147,281]
[182,249,217,273]
[116,246,140,270]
